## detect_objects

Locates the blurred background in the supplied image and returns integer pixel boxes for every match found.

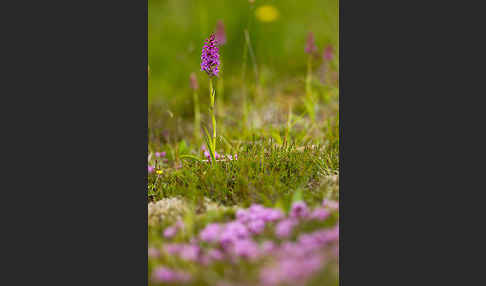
[149,0,338,104]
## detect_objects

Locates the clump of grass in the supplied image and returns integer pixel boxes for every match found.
[148,138,338,207]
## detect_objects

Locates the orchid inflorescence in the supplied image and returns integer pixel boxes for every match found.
[201,33,220,77]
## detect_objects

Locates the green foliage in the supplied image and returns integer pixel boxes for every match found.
[149,137,338,207]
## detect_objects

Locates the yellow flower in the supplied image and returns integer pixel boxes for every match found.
[156,170,163,175]
[255,5,279,23]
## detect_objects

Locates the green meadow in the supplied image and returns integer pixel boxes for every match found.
[148,1,339,285]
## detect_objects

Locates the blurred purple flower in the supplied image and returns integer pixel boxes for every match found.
[148,165,155,173]
[190,72,199,90]
[163,226,178,239]
[152,267,191,283]
[305,32,318,54]
[263,209,284,222]
[201,33,220,77]
[249,204,265,213]
[248,219,265,234]
[297,233,321,249]
[155,151,166,158]
[324,45,334,61]
[275,219,296,239]
[301,227,339,246]
[207,248,224,261]
[153,203,339,286]
[199,223,223,243]
[279,241,303,257]
[148,247,159,258]
[163,243,182,255]
[236,209,249,223]
[231,239,260,260]
[152,267,175,283]
[225,221,249,239]
[260,254,324,286]
[290,201,310,219]
[310,207,330,221]
[327,225,339,241]
[176,220,185,229]
[322,199,339,210]
[260,240,275,254]
[163,220,184,239]
[180,244,200,261]
[220,221,249,246]
[204,150,224,161]
[215,20,226,46]
[260,267,281,286]
[204,150,211,159]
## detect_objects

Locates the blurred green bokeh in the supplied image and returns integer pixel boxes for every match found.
[149,0,338,103]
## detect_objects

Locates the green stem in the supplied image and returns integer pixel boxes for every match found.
[193,91,200,140]
[244,29,258,84]
[285,104,292,145]
[209,78,216,152]
[241,31,249,133]
[242,34,248,83]
[241,4,255,134]
[306,56,312,97]
[306,56,316,122]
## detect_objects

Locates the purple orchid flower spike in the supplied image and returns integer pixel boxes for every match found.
[305,32,318,55]
[201,33,220,77]
[324,44,334,61]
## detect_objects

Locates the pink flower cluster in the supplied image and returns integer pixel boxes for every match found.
[202,145,238,161]
[148,151,167,174]
[305,31,335,62]
[151,266,191,284]
[305,32,318,54]
[151,199,339,285]
[163,220,184,239]
[322,198,339,210]
[260,226,339,286]
[323,45,334,61]
[275,201,333,238]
